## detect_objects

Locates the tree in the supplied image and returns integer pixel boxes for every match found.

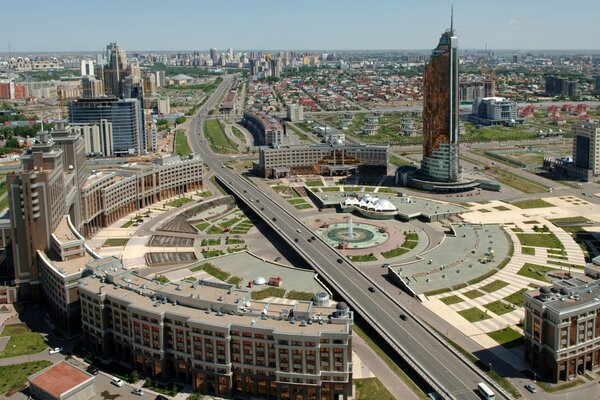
[6,137,20,148]
[175,116,186,125]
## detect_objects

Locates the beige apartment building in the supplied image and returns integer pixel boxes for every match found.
[256,143,388,178]
[79,265,353,400]
[524,271,600,382]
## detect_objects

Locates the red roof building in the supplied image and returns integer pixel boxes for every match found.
[29,361,95,400]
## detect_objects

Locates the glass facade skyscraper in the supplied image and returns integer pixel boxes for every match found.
[68,97,144,156]
[420,22,461,183]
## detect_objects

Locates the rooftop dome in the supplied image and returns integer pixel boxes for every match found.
[540,286,551,294]
[253,276,267,285]
[336,301,348,310]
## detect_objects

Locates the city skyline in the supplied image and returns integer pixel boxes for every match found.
[2,0,600,52]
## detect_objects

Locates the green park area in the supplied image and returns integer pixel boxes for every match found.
[102,238,130,247]
[175,130,192,156]
[483,300,515,316]
[440,295,464,305]
[166,197,194,208]
[0,360,52,395]
[516,232,563,249]
[479,280,509,293]
[487,328,524,349]
[204,120,238,154]
[517,263,560,283]
[354,378,395,400]
[0,324,47,359]
[511,199,554,209]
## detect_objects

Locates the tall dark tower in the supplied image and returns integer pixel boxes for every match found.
[420,10,461,183]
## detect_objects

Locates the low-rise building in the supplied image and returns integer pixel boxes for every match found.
[255,143,388,179]
[470,97,522,125]
[29,361,95,400]
[79,263,353,400]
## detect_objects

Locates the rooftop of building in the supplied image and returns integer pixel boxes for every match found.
[525,275,600,313]
[52,216,81,244]
[80,263,350,335]
[261,142,388,151]
[29,361,94,398]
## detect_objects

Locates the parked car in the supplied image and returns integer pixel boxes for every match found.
[524,384,537,393]
[132,388,144,396]
[111,378,124,387]
[48,347,62,355]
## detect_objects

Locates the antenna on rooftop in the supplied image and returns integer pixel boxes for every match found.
[450,5,454,33]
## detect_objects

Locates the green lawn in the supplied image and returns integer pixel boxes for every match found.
[521,247,535,255]
[487,328,524,349]
[226,238,244,245]
[355,378,395,400]
[549,216,589,224]
[201,238,220,246]
[121,220,135,228]
[305,179,324,187]
[206,225,225,234]
[287,198,308,205]
[251,287,286,300]
[511,199,554,209]
[463,289,485,299]
[479,279,510,293]
[488,167,549,194]
[321,186,340,192]
[286,291,315,301]
[493,205,511,211]
[389,154,413,167]
[166,197,193,207]
[483,300,515,316]
[174,129,192,156]
[195,222,210,231]
[226,275,243,288]
[102,238,130,247]
[381,247,409,259]
[154,275,169,283]
[0,360,52,395]
[189,262,240,284]
[458,307,492,323]
[204,119,238,153]
[0,324,47,359]
[349,254,378,262]
[503,288,529,307]
[202,250,225,259]
[219,216,242,229]
[517,263,560,283]
[440,295,464,305]
[231,126,247,143]
[294,203,313,210]
[516,232,564,249]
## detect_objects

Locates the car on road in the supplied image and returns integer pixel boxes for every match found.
[311,236,316,241]
[337,258,343,264]
[296,228,301,233]
[368,287,375,293]
[132,388,144,396]
[524,384,537,393]
[49,347,62,354]
[294,238,299,242]
[87,365,99,375]
[272,217,277,222]
[111,378,124,387]
[399,314,407,321]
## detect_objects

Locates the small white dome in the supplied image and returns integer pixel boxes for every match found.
[254,276,267,285]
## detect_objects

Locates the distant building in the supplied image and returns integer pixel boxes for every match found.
[242,111,284,147]
[155,70,166,87]
[72,120,114,156]
[270,58,281,78]
[545,76,578,97]
[0,80,28,100]
[470,97,521,125]
[29,361,96,400]
[80,60,94,77]
[286,104,304,122]
[594,76,600,96]
[102,42,128,97]
[255,143,387,179]
[69,97,145,156]
[210,47,218,65]
[81,76,104,98]
[157,96,171,115]
[573,121,600,176]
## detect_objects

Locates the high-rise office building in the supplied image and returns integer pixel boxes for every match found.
[102,42,128,97]
[7,122,86,298]
[80,60,94,77]
[545,76,578,97]
[69,97,144,156]
[81,76,104,98]
[594,76,600,96]
[72,119,114,157]
[572,121,600,176]
[420,17,461,183]
[249,59,258,76]
[210,48,218,65]
[271,58,281,78]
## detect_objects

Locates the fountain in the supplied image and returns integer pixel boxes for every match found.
[348,216,354,238]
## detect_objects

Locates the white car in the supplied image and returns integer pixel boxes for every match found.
[48,347,62,355]
[132,388,144,396]
[111,378,124,387]
[296,229,301,233]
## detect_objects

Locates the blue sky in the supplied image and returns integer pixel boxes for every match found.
[3,0,600,52]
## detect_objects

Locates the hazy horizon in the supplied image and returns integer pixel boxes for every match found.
[2,0,600,53]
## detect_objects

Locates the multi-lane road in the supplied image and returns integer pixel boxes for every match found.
[187,77,511,400]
